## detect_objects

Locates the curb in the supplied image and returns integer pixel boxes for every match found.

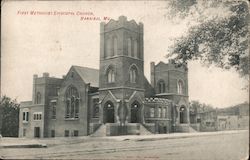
[0,143,47,148]
[120,130,248,141]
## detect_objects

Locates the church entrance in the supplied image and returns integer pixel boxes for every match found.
[180,106,188,124]
[131,101,140,123]
[103,101,115,123]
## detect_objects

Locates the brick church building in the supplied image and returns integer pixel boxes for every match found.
[19,16,190,138]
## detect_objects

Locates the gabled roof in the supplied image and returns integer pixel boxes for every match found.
[155,61,168,67]
[72,65,99,87]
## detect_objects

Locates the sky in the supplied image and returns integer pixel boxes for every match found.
[1,1,249,108]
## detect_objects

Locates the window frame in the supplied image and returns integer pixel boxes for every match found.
[92,98,99,118]
[73,130,79,137]
[150,108,155,118]
[133,40,138,58]
[177,79,184,94]
[158,80,166,93]
[158,107,162,118]
[65,86,80,119]
[107,68,115,83]
[22,111,29,123]
[162,108,166,118]
[51,102,57,119]
[129,66,138,83]
[36,92,42,104]
[33,112,42,121]
[51,130,55,138]
[113,36,118,56]
[64,130,70,137]
[127,37,132,56]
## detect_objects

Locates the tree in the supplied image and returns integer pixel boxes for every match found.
[190,100,215,114]
[0,96,20,137]
[165,0,249,79]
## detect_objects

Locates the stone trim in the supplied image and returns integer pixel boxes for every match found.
[100,55,144,62]
[99,87,145,91]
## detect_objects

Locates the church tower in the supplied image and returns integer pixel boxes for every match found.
[98,16,145,127]
[150,60,190,132]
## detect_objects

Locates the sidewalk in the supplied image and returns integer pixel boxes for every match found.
[0,138,47,148]
[0,130,248,148]
[104,129,249,141]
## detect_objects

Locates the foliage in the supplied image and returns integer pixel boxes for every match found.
[166,0,249,78]
[189,100,215,114]
[0,96,20,137]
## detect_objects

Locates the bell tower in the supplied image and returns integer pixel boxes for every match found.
[99,16,145,125]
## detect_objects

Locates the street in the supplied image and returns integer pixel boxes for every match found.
[0,130,248,160]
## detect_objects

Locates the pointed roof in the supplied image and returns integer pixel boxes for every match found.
[72,65,99,87]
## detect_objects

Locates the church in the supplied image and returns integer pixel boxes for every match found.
[19,16,190,138]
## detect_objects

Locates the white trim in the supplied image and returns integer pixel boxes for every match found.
[99,87,145,91]
[99,90,120,104]
[50,100,57,103]
[33,112,42,114]
[100,55,144,62]
[127,91,144,103]
[23,108,30,112]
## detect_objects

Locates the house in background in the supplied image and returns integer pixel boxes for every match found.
[189,102,249,132]
[19,16,191,138]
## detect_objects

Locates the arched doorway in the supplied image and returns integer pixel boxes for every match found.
[104,101,115,123]
[131,101,141,123]
[179,106,187,124]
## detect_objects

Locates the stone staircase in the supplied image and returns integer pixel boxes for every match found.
[175,124,190,132]
[175,124,199,133]
[140,124,153,135]
[190,124,200,132]
[91,124,107,137]
[189,126,198,133]
[91,123,154,136]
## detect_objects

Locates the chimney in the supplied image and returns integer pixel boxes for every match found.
[43,72,49,77]
[119,15,127,22]
[33,74,38,79]
[32,74,38,104]
[150,62,155,88]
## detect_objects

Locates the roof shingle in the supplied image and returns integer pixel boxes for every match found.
[72,65,99,87]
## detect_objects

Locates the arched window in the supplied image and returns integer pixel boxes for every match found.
[158,80,166,93]
[134,40,138,58]
[105,38,111,58]
[107,68,115,83]
[162,108,166,118]
[127,38,132,56]
[177,80,184,94]
[158,107,162,118]
[113,37,118,56]
[129,66,137,83]
[51,102,56,119]
[71,71,74,78]
[36,92,41,104]
[65,86,79,119]
[150,108,155,118]
[92,98,99,118]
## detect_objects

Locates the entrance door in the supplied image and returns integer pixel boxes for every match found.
[180,106,187,124]
[34,127,40,138]
[131,102,140,123]
[158,123,167,134]
[104,102,115,123]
